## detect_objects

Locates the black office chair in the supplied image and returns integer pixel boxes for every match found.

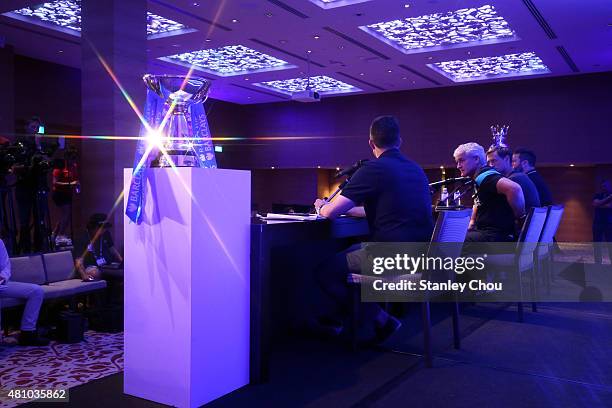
[347,208,472,367]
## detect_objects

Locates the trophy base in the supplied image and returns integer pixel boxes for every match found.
[152,151,199,168]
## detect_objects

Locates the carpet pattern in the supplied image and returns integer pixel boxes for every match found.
[0,331,123,408]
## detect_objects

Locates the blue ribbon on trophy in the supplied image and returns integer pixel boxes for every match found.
[126,75,217,224]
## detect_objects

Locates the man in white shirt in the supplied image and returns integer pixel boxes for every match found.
[0,239,49,346]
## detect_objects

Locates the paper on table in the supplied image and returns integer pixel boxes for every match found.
[262,213,321,221]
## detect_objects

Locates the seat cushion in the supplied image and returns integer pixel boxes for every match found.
[9,255,46,285]
[47,279,107,296]
[0,297,25,308]
[43,251,77,283]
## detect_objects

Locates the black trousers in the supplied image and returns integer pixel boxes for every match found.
[315,243,382,329]
[593,223,612,264]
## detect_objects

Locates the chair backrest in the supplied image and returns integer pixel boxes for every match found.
[536,205,564,257]
[9,255,46,285]
[431,209,472,243]
[43,251,76,283]
[539,205,564,244]
[517,207,548,257]
[429,208,472,257]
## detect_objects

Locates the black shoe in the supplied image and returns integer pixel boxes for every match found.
[305,317,343,339]
[18,330,50,346]
[373,315,402,344]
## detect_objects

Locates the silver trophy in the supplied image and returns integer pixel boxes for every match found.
[490,124,509,148]
[143,74,211,167]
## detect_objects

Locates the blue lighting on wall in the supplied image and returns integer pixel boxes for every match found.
[159,45,296,77]
[427,52,550,82]
[360,4,517,54]
[253,75,361,96]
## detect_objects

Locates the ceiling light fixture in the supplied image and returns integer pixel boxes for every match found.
[159,45,296,77]
[4,0,194,39]
[309,0,374,10]
[253,75,362,96]
[360,4,517,54]
[427,51,550,82]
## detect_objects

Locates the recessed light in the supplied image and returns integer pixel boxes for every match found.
[172,44,180,47]
[245,77,250,81]
[317,166,321,169]
[359,72,364,76]
[336,167,340,171]
[402,76,407,80]
[387,69,392,73]
[231,19,238,23]
[314,35,320,39]
[570,164,575,167]
[412,80,416,84]
[307,50,312,53]
[58,50,63,53]
[271,166,275,169]
[427,56,433,60]
[338,45,344,49]
[265,12,273,17]
[193,2,199,6]
[404,3,410,8]
[467,51,471,55]
[205,38,212,42]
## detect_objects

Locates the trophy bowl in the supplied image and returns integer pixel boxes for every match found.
[143,74,211,167]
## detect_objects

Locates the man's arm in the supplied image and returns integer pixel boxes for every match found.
[314,195,357,219]
[469,204,478,230]
[110,246,123,263]
[496,178,526,219]
[0,239,11,285]
[593,195,612,208]
[346,206,366,218]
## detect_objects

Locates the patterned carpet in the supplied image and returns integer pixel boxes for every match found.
[0,331,123,407]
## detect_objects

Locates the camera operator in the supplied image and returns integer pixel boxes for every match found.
[13,117,58,253]
[52,147,79,247]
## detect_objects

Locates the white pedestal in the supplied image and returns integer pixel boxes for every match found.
[123,168,250,407]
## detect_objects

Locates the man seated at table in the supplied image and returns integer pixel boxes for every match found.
[313,115,433,343]
[0,239,50,346]
[75,214,123,281]
[487,145,540,211]
[454,142,525,243]
[513,148,553,206]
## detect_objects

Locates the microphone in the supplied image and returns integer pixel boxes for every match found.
[429,177,472,188]
[335,159,368,178]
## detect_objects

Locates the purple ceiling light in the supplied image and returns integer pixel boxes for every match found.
[159,45,296,77]
[253,75,361,96]
[4,0,193,38]
[308,0,373,9]
[360,4,518,54]
[428,52,550,82]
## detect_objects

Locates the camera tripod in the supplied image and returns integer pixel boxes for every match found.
[0,185,17,255]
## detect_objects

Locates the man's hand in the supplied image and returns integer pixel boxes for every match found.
[314,198,327,215]
[313,195,356,219]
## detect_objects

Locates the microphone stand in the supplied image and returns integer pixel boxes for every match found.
[315,174,353,215]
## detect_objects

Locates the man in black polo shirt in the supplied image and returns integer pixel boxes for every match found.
[454,142,525,243]
[313,115,433,342]
[487,145,540,211]
[593,179,612,264]
[513,148,553,206]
